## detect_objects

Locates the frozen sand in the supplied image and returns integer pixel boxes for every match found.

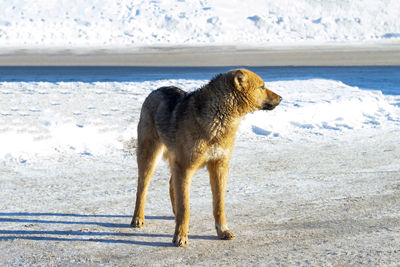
[1,44,400,66]
[1,133,399,266]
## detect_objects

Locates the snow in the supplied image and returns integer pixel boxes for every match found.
[1,77,399,163]
[1,0,400,262]
[1,0,400,48]
[240,79,400,141]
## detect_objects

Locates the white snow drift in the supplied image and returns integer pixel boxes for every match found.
[0,0,400,48]
[1,79,399,162]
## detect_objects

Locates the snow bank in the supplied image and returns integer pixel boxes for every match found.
[1,79,399,162]
[1,0,400,48]
[240,79,400,141]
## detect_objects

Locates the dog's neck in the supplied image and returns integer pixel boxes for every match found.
[191,83,250,140]
[196,78,256,115]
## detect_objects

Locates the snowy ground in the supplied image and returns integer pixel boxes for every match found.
[1,133,400,266]
[1,70,400,265]
[1,0,400,48]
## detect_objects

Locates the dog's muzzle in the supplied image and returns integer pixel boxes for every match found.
[262,95,282,110]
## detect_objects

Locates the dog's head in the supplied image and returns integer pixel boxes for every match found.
[230,69,282,111]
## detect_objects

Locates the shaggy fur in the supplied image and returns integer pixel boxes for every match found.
[131,69,282,247]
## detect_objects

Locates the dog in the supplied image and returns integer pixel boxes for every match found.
[131,69,281,247]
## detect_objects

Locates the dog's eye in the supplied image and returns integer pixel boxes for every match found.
[261,85,266,90]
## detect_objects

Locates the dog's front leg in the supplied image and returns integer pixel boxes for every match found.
[172,164,193,247]
[207,159,235,240]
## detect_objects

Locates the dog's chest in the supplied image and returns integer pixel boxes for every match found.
[205,144,230,160]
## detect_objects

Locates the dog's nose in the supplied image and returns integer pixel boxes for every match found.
[278,95,282,102]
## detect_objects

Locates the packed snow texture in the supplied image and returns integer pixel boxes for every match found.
[1,0,400,48]
[1,78,399,162]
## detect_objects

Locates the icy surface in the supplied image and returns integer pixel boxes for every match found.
[1,0,400,48]
[1,78,399,162]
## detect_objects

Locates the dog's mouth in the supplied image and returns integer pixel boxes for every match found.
[262,103,278,111]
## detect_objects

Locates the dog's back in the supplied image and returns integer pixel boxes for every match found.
[137,86,185,147]
[139,86,185,123]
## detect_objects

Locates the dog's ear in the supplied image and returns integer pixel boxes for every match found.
[233,70,247,90]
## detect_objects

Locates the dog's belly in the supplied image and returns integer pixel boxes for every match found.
[205,144,230,161]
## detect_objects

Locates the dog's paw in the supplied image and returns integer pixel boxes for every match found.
[172,235,188,247]
[217,229,235,240]
[216,224,235,240]
[130,217,145,228]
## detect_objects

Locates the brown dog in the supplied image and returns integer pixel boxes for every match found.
[131,69,281,247]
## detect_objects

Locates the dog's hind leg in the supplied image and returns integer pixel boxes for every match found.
[169,176,176,216]
[172,163,195,247]
[207,160,235,240]
[131,122,163,228]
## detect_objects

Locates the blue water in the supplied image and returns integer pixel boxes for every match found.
[0,66,399,95]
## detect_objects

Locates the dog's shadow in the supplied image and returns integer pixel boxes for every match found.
[0,212,216,247]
